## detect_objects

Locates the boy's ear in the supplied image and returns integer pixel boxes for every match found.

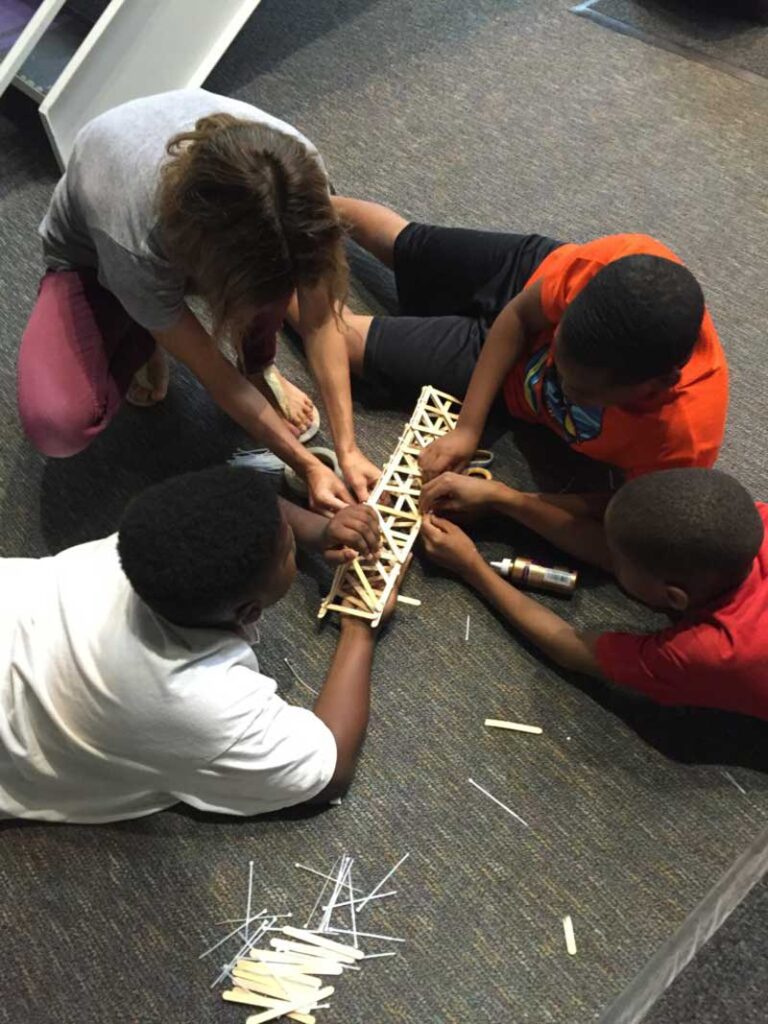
[236,601,262,626]
[653,368,681,391]
[665,584,689,612]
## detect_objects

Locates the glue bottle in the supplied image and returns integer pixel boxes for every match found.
[490,557,578,595]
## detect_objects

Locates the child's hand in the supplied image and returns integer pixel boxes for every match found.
[419,427,477,481]
[339,447,381,502]
[307,462,353,515]
[420,472,500,516]
[322,505,380,564]
[420,514,482,578]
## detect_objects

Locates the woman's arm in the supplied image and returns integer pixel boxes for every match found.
[153,307,352,511]
[296,284,380,501]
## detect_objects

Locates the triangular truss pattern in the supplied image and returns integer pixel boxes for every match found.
[318,386,463,626]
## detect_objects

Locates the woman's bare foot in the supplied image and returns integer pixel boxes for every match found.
[126,347,170,407]
[249,364,317,437]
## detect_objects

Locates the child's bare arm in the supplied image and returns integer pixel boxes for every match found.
[420,474,613,572]
[420,281,551,479]
[491,487,614,572]
[421,514,604,677]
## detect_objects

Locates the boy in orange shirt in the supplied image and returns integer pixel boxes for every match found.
[300,198,728,568]
[421,469,768,722]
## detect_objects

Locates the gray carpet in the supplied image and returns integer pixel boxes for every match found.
[575,0,768,81]
[1,1,768,1022]
[644,877,768,1024]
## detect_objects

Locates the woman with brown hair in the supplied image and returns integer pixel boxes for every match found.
[17,88,380,511]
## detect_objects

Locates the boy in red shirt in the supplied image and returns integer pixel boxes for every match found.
[420,469,768,721]
[302,198,728,568]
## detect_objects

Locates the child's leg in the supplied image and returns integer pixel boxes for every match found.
[332,196,409,269]
[17,269,154,457]
[334,195,563,320]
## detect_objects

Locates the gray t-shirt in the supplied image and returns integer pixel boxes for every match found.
[39,89,321,332]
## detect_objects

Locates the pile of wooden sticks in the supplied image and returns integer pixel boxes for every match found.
[202,852,409,1022]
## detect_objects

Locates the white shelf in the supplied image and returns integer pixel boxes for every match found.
[0,0,262,167]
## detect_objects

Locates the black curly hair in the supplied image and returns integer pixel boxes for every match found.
[606,468,763,593]
[558,254,705,385]
[117,466,282,626]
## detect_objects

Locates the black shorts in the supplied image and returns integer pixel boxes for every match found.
[363,222,563,403]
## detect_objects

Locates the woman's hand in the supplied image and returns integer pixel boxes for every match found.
[420,514,483,578]
[339,447,381,502]
[420,472,502,516]
[306,462,353,515]
[418,427,478,481]
[321,505,380,564]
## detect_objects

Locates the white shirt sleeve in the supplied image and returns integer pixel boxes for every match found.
[169,667,337,816]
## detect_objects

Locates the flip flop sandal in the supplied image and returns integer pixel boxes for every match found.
[261,363,321,444]
[469,448,494,468]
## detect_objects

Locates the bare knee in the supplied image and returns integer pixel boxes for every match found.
[339,312,372,376]
[333,196,408,269]
[18,395,103,458]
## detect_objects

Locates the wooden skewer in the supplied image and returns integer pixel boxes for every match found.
[282,926,367,960]
[484,719,543,735]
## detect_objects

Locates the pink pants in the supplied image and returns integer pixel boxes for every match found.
[17,269,287,458]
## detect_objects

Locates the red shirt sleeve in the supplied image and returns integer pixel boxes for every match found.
[595,628,704,707]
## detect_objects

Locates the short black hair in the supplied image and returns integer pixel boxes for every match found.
[118,466,282,626]
[606,468,763,591]
[558,254,705,384]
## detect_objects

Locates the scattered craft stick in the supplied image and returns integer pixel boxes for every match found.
[465,615,470,642]
[484,719,543,735]
[396,594,421,606]
[281,927,366,961]
[362,951,398,960]
[563,915,577,956]
[468,778,530,829]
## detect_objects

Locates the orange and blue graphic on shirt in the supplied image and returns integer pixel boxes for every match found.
[523,346,603,444]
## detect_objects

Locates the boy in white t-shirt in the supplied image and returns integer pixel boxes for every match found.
[0,466,389,823]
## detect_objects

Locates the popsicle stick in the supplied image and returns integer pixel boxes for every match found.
[484,719,543,735]
[233,972,316,1003]
[236,961,323,987]
[563,915,577,955]
[250,950,343,973]
[237,985,334,1023]
[224,986,328,1022]
[282,926,367,960]
[396,594,421,606]
[271,938,356,964]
